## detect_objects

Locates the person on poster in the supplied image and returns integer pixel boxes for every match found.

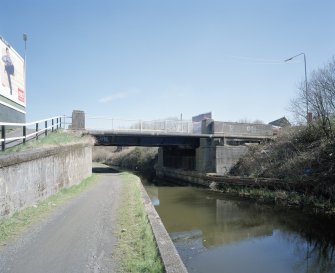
[2,47,14,95]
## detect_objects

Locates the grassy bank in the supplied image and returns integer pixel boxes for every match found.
[214,184,335,215]
[0,174,97,245]
[1,130,94,155]
[115,172,163,273]
[231,122,335,184]
[228,121,335,213]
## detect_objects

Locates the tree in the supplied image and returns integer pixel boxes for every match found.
[289,57,335,138]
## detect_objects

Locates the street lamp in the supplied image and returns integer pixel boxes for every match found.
[284,52,310,123]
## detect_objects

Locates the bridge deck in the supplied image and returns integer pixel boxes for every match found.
[88,129,272,147]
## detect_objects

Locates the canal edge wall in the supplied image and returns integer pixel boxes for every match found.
[156,167,293,189]
[0,141,93,218]
[138,178,188,273]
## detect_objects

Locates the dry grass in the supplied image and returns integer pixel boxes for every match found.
[114,172,163,273]
[93,146,158,175]
[230,122,335,199]
[1,130,94,155]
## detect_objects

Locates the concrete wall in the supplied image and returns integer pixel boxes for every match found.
[0,103,25,123]
[156,119,270,176]
[213,121,273,136]
[195,143,216,173]
[0,142,92,218]
[215,146,248,174]
[72,110,85,129]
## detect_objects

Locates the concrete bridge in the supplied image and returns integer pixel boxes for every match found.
[72,111,274,175]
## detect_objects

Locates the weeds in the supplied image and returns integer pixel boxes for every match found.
[216,184,335,214]
[231,122,335,194]
[115,172,163,273]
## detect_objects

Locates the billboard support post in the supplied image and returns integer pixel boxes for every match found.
[1,125,5,151]
[36,123,38,140]
[23,126,26,144]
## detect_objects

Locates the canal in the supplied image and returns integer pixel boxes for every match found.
[145,182,335,273]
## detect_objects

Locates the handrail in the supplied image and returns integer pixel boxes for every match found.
[85,115,200,134]
[86,115,193,123]
[0,116,64,126]
[0,115,66,151]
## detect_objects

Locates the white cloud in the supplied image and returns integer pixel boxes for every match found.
[99,89,140,103]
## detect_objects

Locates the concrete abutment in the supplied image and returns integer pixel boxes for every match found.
[157,119,272,176]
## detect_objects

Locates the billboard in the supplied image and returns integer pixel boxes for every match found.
[0,37,26,114]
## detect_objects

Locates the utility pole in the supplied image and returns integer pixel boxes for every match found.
[285,52,310,123]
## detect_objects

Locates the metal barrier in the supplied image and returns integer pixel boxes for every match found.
[0,116,65,151]
[86,115,201,134]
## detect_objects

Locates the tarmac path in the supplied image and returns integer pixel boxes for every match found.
[0,165,121,273]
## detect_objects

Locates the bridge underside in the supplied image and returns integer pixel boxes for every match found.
[91,132,202,148]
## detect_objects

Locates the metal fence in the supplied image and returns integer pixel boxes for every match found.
[86,116,201,134]
[0,116,65,151]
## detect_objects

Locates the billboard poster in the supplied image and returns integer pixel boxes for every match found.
[0,37,26,112]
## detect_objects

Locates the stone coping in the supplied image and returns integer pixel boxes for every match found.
[0,141,93,168]
[138,179,188,273]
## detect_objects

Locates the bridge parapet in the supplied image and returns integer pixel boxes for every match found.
[86,115,199,134]
[73,111,274,175]
[201,119,273,138]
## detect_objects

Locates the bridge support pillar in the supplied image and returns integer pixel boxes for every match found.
[72,110,85,130]
[154,119,273,177]
[195,119,216,173]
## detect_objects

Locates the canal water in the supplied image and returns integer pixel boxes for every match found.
[145,183,335,273]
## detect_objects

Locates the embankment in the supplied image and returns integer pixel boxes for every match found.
[0,140,93,217]
[156,166,335,214]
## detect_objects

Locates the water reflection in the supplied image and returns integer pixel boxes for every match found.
[145,185,335,273]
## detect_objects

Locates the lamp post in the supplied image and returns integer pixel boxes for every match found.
[284,52,310,123]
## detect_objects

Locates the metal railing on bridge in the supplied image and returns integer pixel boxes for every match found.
[85,115,202,134]
[0,116,66,151]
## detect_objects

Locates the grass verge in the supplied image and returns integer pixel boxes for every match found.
[0,174,98,245]
[1,130,93,155]
[215,184,335,215]
[115,172,163,273]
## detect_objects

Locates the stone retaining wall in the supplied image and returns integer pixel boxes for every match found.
[0,142,92,218]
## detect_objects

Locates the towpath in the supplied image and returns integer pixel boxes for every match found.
[0,165,121,273]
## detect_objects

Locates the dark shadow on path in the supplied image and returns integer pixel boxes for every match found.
[92,166,120,174]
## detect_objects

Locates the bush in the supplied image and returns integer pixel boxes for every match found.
[93,146,158,176]
[230,123,335,186]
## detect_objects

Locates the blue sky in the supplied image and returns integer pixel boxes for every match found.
[1,0,334,123]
